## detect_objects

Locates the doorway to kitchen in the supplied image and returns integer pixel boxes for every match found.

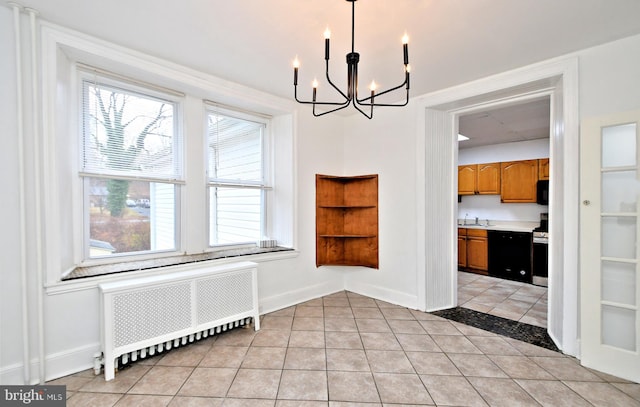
[456,97,551,329]
[415,57,580,356]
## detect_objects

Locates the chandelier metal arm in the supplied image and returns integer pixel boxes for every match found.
[356,79,409,106]
[324,60,350,101]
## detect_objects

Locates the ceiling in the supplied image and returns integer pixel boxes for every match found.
[11,0,640,113]
[458,98,551,149]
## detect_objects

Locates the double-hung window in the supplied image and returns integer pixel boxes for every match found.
[80,72,182,259]
[207,108,270,246]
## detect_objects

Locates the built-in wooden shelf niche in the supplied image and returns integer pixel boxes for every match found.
[316,174,379,268]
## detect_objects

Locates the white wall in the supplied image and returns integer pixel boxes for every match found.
[341,102,421,307]
[0,6,27,382]
[458,138,550,222]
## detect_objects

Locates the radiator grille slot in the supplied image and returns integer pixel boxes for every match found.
[100,261,259,381]
[197,272,253,324]
[114,283,191,348]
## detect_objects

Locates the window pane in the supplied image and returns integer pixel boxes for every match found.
[601,216,636,259]
[602,123,636,168]
[209,187,262,245]
[88,178,176,257]
[602,305,636,351]
[208,113,264,183]
[82,80,180,180]
[602,260,636,306]
[601,170,638,213]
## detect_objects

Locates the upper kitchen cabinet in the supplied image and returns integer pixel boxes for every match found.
[500,160,539,203]
[458,165,477,195]
[538,158,550,180]
[458,163,500,195]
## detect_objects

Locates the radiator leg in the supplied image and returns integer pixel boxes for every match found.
[140,348,147,358]
[121,353,129,365]
[131,351,137,362]
[104,357,115,381]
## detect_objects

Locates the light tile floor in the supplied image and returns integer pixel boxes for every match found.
[458,271,548,328]
[50,291,640,406]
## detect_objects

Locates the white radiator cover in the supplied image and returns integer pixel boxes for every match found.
[99,261,259,380]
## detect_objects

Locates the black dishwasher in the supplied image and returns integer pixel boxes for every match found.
[488,230,533,283]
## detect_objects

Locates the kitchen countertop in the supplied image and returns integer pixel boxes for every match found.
[457,220,538,233]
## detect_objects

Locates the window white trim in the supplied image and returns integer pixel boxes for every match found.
[40,21,297,285]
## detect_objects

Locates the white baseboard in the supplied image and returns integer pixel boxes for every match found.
[259,280,344,315]
[344,280,418,310]
[0,342,100,384]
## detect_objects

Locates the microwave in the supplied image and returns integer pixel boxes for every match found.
[537,180,549,205]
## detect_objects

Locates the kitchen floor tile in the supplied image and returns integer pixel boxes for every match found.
[406,351,461,376]
[226,368,281,399]
[458,271,549,327]
[563,381,640,406]
[395,333,441,352]
[468,377,540,407]
[447,353,508,378]
[327,371,380,403]
[278,370,328,401]
[515,379,593,406]
[373,372,433,405]
[177,367,237,397]
[421,375,487,406]
[326,348,370,372]
[128,366,193,396]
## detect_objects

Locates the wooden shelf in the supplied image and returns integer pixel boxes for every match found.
[318,205,376,209]
[316,174,379,268]
[319,234,377,238]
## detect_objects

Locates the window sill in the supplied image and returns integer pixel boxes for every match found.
[47,247,297,295]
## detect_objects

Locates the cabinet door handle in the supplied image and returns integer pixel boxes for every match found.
[583,200,591,206]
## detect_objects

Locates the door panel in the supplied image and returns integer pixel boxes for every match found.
[581,109,640,383]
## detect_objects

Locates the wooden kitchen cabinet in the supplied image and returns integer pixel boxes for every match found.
[458,163,500,195]
[466,229,488,271]
[458,228,467,268]
[538,158,550,180]
[316,174,378,268]
[458,165,477,195]
[500,160,539,203]
[458,228,488,273]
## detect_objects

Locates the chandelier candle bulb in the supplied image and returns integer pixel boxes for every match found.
[324,27,331,60]
[293,57,299,85]
[369,80,376,103]
[402,33,409,65]
[312,79,318,101]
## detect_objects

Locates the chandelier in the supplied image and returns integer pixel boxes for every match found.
[292,0,410,119]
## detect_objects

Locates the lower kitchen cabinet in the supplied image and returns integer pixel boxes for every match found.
[458,228,488,274]
[458,228,467,267]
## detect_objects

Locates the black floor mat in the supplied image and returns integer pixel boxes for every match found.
[431,307,560,352]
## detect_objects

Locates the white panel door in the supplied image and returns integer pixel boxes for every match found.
[580,109,640,382]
